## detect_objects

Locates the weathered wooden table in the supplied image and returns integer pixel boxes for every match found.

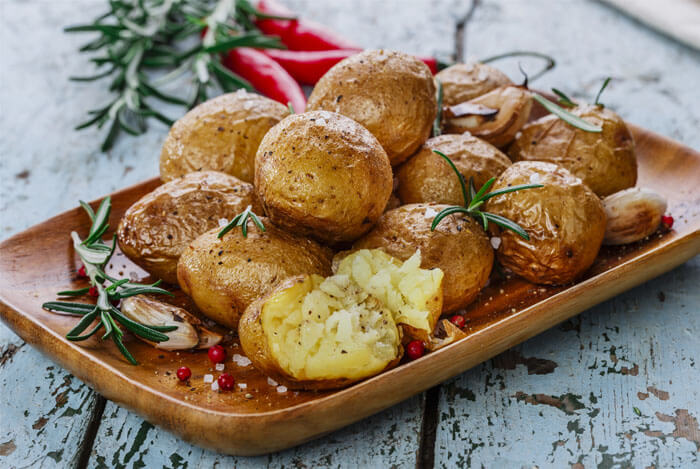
[1,0,698,467]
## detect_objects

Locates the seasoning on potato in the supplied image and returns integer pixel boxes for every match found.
[117,171,261,284]
[354,203,494,312]
[396,134,511,205]
[306,49,437,165]
[238,249,443,390]
[176,221,333,330]
[508,103,637,197]
[255,110,393,245]
[436,62,513,106]
[159,90,289,183]
[485,161,606,285]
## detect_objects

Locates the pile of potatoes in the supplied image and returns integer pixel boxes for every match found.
[117,50,665,389]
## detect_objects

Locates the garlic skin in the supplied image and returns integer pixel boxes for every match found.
[120,296,222,350]
[427,319,467,352]
[602,187,667,245]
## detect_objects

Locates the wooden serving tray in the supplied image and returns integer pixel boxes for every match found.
[1,124,699,455]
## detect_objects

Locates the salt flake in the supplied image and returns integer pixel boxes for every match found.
[267,377,279,387]
[215,363,225,371]
[490,237,502,249]
[211,381,219,391]
[203,374,214,383]
[276,385,288,393]
[233,354,252,367]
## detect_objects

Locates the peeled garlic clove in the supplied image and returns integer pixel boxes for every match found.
[120,296,222,350]
[426,319,468,352]
[196,327,223,349]
[602,187,667,245]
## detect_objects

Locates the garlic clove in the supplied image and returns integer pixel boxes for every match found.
[602,187,667,245]
[120,296,222,350]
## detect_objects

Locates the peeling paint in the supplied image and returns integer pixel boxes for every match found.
[647,386,670,401]
[655,409,700,449]
[0,440,16,456]
[512,392,585,415]
[492,350,559,375]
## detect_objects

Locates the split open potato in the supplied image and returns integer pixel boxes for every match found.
[177,221,333,330]
[238,249,443,390]
[353,204,493,312]
[307,49,437,165]
[508,104,637,197]
[159,90,289,183]
[436,62,513,106]
[117,171,261,284]
[396,134,511,205]
[485,161,607,285]
[255,110,393,245]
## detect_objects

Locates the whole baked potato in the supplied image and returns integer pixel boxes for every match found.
[485,161,606,285]
[508,104,637,197]
[444,85,532,148]
[396,134,511,205]
[306,50,437,165]
[160,90,289,183]
[238,249,443,390]
[255,111,393,245]
[177,221,333,330]
[436,62,513,106]
[354,204,493,312]
[117,171,261,284]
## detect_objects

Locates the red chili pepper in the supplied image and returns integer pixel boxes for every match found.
[263,49,440,85]
[255,0,360,51]
[227,47,306,112]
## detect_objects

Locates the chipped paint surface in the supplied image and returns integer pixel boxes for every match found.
[1,0,699,467]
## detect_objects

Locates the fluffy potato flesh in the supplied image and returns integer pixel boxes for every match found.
[256,249,443,384]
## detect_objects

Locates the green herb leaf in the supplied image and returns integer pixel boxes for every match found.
[551,88,576,107]
[595,77,611,107]
[432,150,468,207]
[533,94,602,133]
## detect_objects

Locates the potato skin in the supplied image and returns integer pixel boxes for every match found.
[354,204,494,312]
[485,161,607,285]
[239,276,403,391]
[117,171,260,284]
[307,50,437,165]
[159,91,289,183]
[255,111,393,244]
[436,62,512,106]
[396,134,511,205]
[177,222,332,330]
[508,104,637,197]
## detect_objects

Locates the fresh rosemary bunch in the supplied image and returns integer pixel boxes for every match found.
[67,0,288,151]
[430,150,542,239]
[42,197,176,365]
[218,205,265,238]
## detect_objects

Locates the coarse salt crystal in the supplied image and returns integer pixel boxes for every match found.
[218,218,229,227]
[529,173,542,184]
[211,381,219,391]
[276,385,288,393]
[215,363,225,371]
[490,237,502,249]
[424,207,438,219]
[267,377,279,387]
[203,374,214,383]
[233,354,252,367]
[237,382,247,389]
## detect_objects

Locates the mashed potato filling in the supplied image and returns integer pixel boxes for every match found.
[260,249,443,381]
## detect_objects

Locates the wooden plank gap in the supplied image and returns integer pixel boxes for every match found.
[417,385,440,469]
[76,395,106,469]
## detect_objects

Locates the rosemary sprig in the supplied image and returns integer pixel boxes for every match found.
[66,0,285,151]
[594,77,612,107]
[551,88,576,107]
[532,94,602,133]
[42,197,175,365]
[433,79,443,137]
[218,205,265,238]
[430,151,542,240]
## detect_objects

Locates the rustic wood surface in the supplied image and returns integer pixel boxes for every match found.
[0,0,698,467]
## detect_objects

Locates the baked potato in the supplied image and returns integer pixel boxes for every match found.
[444,85,532,148]
[485,161,606,285]
[354,204,493,312]
[238,249,443,390]
[396,134,512,205]
[436,62,513,106]
[508,104,637,197]
[117,171,261,284]
[159,90,289,183]
[177,221,333,330]
[255,111,393,245]
[306,50,436,165]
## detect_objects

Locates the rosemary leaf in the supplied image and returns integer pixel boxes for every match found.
[532,94,602,133]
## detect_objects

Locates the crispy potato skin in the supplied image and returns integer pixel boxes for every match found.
[485,161,606,285]
[239,276,403,391]
[255,111,393,244]
[176,223,332,330]
[396,134,512,205]
[307,50,436,165]
[436,62,512,106]
[353,204,493,312]
[117,171,260,284]
[508,104,637,197]
[159,91,289,183]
